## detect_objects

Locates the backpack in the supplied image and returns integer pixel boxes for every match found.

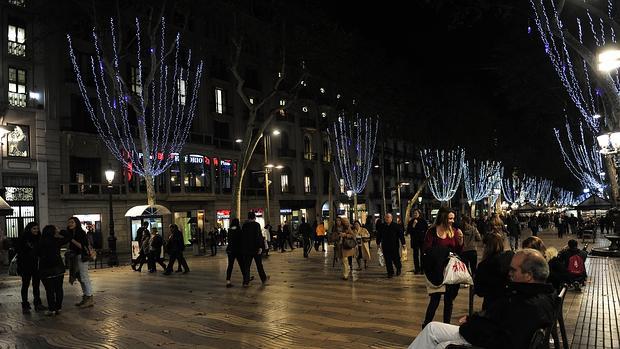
[567,254,585,275]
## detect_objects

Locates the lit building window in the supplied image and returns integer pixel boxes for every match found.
[8,67,27,107]
[215,88,225,114]
[304,176,311,193]
[281,173,289,193]
[130,67,142,94]
[177,79,186,105]
[8,24,26,56]
[249,97,255,105]
[339,178,345,193]
[279,99,286,106]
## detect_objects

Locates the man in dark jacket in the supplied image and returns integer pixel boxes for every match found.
[147,228,166,273]
[240,211,269,287]
[299,217,313,258]
[506,215,521,251]
[377,213,406,278]
[409,248,555,349]
[406,209,428,274]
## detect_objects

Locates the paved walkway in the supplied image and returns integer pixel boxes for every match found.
[0,229,616,348]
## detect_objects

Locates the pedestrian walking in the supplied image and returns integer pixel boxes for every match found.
[460,216,482,276]
[164,224,189,275]
[67,217,94,308]
[315,220,326,251]
[557,214,568,238]
[353,220,371,269]
[133,231,151,272]
[225,218,243,288]
[132,221,150,271]
[16,222,45,313]
[421,207,464,328]
[528,216,539,237]
[38,225,71,316]
[299,217,313,258]
[377,213,406,278]
[506,214,521,251]
[240,211,269,287]
[407,209,429,274]
[147,227,167,273]
[339,217,357,280]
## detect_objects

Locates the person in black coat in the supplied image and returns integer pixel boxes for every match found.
[240,211,269,287]
[16,222,45,313]
[147,228,166,273]
[406,209,428,274]
[38,225,71,316]
[164,224,189,275]
[474,233,514,310]
[377,213,406,278]
[225,218,243,288]
[299,217,313,258]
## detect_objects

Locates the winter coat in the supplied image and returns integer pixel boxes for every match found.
[226,225,241,255]
[474,250,514,310]
[167,230,185,254]
[16,231,40,275]
[299,222,313,238]
[460,282,555,349]
[240,220,263,255]
[149,234,164,254]
[37,233,71,279]
[376,222,405,255]
[407,217,429,244]
[422,226,464,289]
[462,224,482,252]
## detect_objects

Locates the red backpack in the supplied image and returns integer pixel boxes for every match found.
[567,254,585,275]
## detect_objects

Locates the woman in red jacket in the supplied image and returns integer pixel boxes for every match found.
[422,207,464,328]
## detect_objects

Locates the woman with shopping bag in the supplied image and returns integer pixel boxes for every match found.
[421,207,464,329]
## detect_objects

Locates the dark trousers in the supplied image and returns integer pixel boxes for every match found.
[210,243,217,256]
[302,235,312,257]
[411,240,424,272]
[383,249,402,276]
[280,236,293,251]
[226,253,244,281]
[41,275,64,312]
[21,271,42,306]
[461,250,478,276]
[423,284,460,326]
[133,252,147,271]
[242,254,267,284]
[314,236,325,251]
[167,252,189,272]
[148,251,166,271]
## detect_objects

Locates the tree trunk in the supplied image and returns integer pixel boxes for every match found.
[138,116,155,206]
[403,178,430,226]
[231,169,246,220]
[605,155,619,206]
[145,174,155,206]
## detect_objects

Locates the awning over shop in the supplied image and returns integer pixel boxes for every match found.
[278,200,316,210]
[125,204,172,217]
[0,196,13,216]
[575,194,612,211]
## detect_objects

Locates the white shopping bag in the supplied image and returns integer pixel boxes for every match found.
[378,247,386,267]
[442,253,473,285]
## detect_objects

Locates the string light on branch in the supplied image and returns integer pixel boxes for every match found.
[67,17,203,178]
[420,148,465,202]
[502,175,535,205]
[528,177,554,206]
[462,159,502,202]
[554,121,605,195]
[329,113,378,195]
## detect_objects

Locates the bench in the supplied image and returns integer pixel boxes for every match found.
[446,286,568,349]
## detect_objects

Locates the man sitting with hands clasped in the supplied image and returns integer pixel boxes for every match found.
[408,248,555,349]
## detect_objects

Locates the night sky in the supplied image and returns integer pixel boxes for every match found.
[305,1,581,191]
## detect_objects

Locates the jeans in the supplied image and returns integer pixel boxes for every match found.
[508,235,519,251]
[424,285,460,326]
[314,236,325,251]
[42,275,64,312]
[411,240,424,272]
[242,254,267,284]
[408,322,470,349]
[77,258,93,297]
[21,271,42,305]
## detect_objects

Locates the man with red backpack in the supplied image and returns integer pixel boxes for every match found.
[560,239,587,291]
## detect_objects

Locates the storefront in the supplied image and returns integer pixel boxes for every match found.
[4,186,35,238]
[250,208,265,228]
[216,209,231,229]
[173,210,204,244]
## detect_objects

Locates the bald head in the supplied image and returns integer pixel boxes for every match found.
[384,213,393,225]
[510,248,549,283]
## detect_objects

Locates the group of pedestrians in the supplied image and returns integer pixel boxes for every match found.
[225,211,269,288]
[131,222,190,274]
[16,217,95,316]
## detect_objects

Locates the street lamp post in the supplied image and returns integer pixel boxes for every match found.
[105,167,117,266]
[262,129,280,226]
[396,161,410,222]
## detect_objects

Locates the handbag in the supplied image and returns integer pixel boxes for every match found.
[442,253,473,285]
[8,255,18,276]
[342,237,356,249]
[378,247,386,267]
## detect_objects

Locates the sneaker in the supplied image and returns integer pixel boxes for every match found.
[44,310,56,317]
[75,296,86,307]
[79,296,94,308]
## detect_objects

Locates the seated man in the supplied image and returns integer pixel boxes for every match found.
[560,239,587,290]
[408,249,555,349]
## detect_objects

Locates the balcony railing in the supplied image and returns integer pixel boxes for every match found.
[8,41,25,56]
[303,152,318,161]
[60,183,127,196]
[8,92,26,107]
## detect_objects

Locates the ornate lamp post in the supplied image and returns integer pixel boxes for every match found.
[105,167,117,266]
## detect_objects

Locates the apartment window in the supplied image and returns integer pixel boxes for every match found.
[279,99,286,106]
[8,67,27,107]
[304,176,311,193]
[281,173,289,193]
[177,79,186,105]
[8,0,25,7]
[130,67,142,94]
[322,138,331,162]
[339,178,345,194]
[303,135,312,160]
[8,24,26,56]
[7,124,29,157]
[215,88,225,114]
